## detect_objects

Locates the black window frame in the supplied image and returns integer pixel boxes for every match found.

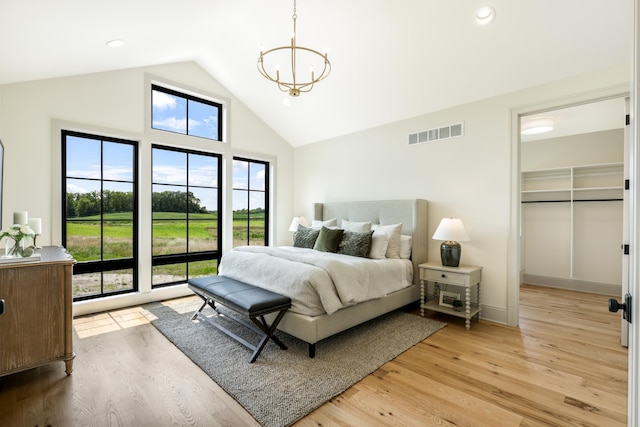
[151,84,224,142]
[61,129,139,302]
[232,156,270,247]
[151,144,223,288]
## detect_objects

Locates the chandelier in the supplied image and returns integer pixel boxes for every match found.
[257,0,331,97]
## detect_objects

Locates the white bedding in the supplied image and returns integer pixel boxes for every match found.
[218,246,413,316]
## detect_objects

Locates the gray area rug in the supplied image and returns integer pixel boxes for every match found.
[149,303,446,427]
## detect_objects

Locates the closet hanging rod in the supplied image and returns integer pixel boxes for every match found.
[522,198,623,204]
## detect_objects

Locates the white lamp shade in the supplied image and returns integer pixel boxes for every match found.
[289,216,308,232]
[432,218,470,242]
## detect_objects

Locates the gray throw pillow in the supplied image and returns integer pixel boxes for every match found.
[338,230,374,258]
[293,225,320,248]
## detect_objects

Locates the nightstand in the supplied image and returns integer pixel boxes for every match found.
[419,262,482,330]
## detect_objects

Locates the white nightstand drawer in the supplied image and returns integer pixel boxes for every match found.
[423,269,469,285]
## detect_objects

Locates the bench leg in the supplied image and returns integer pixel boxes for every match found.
[191,295,217,321]
[248,310,288,363]
[193,304,289,363]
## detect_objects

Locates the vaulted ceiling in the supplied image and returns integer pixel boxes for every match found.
[0,1,631,146]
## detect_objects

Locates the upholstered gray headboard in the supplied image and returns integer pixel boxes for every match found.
[314,199,428,285]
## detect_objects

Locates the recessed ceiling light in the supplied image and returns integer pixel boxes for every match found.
[106,39,125,48]
[475,6,496,25]
[282,98,292,107]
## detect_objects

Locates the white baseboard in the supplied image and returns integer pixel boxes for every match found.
[522,274,621,296]
[478,305,508,325]
[72,283,193,317]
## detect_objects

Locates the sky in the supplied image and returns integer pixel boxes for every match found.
[152,89,219,140]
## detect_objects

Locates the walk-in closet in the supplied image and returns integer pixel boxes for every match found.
[520,98,626,296]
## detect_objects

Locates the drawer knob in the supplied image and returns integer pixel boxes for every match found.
[441,274,446,278]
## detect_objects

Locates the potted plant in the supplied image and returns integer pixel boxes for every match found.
[452,299,464,312]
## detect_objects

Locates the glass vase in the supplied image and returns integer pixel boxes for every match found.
[5,239,24,257]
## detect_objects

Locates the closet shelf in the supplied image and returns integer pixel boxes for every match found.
[522,163,624,204]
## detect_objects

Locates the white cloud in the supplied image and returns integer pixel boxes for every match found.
[67,165,100,179]
[103,166,133,181]
[153,91,177,110]
[254,169,265,190]
[153,165,187,185]
[153,117,188,132]
[189,166,218,187]
[67,182,90,193]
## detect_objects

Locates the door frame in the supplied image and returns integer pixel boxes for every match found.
[628,2,640,424]
[508,84,630,326]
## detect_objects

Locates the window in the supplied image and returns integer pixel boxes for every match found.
[232,157,269,247]
[152,145,222,287]
[151,84,223,141]
[62,130,138,301]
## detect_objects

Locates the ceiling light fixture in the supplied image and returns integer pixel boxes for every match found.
[257,0,331,97]
[475,6,496,25]
[521,117,554,135]
[106,39,125,48]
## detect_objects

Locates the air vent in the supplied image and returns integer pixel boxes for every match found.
[408,122,464,145]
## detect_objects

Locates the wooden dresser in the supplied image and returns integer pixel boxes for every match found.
[0,246,75,376]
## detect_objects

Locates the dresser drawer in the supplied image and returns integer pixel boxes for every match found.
[423,269,470,286]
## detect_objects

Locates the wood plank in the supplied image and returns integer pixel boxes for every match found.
[0,285,628,426]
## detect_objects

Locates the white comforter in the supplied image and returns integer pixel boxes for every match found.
[218,246,413,316]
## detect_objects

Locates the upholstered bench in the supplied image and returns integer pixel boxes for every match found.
[187,275,292,363]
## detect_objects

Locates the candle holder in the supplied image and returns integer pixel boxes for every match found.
[27,218,42,249]
[33,234,42,249]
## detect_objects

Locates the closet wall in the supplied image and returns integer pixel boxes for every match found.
[521,128,624,295]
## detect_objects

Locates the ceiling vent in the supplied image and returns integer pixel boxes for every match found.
[408,122,464,145]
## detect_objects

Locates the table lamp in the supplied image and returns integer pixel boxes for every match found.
[288,216,308,232]
[432,218,470,267]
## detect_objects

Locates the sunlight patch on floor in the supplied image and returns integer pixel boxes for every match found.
[73,295,201,338]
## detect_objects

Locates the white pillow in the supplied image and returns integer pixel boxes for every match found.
[341,220,372,232]
[372,223,402,258]
[369,231,390,259]
[400,235,412,259]
[311,218,337,229]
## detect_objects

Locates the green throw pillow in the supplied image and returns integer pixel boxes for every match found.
[293,225,320,248]
[313,226,344,252]
[338,230,374,258]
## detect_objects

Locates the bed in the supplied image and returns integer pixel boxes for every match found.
[218,199,428,356]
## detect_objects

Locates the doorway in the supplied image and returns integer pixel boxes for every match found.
[507,89,629,326]
[520,97,626,297]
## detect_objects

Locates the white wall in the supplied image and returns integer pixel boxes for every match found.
[0,61,294,314]
[522,129,624,170]
[293,64,630,324]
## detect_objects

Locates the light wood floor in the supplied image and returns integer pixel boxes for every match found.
[0,285,628,426]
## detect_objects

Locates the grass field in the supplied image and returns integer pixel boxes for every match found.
[67,212,265,297]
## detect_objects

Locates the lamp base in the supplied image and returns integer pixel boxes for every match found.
[440,241,461,267]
